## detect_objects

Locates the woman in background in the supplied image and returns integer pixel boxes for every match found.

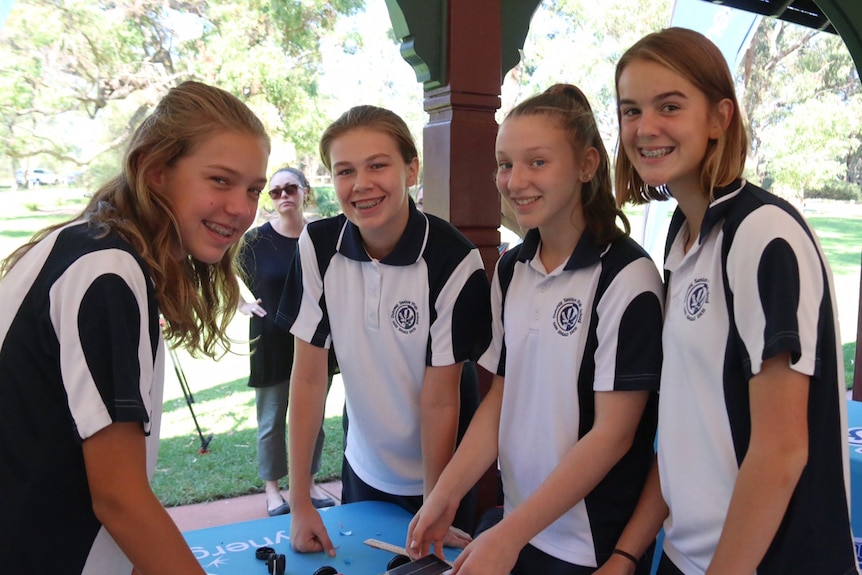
[238,166,336,516]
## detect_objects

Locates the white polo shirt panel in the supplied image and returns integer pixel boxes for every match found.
[479,228,663,567]
[659,210,738,574]
[658,180,856,575]
[278,203,491,496]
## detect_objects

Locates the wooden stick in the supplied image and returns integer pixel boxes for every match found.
[363,538,454,568]
[364,538,408,556]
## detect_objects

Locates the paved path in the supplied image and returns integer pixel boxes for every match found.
[167,480,343,532]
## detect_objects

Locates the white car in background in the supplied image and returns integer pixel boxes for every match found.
[15,168,62,187]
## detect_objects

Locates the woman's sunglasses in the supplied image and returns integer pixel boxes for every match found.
[268,184,302,199]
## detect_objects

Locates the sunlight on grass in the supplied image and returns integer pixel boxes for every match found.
[154,371,345,505]
[160,379,257,440]
[807,214,862,277]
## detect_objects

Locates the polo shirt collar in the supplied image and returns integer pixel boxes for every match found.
[336,198,428,265]
[516,227,604,272]
[699,179,745,240]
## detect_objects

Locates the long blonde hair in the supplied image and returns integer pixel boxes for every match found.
[1,81,270,358]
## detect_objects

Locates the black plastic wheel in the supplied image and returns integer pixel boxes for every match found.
[387,554,411,570]
[313,566,339,575]
[267,553,286,575]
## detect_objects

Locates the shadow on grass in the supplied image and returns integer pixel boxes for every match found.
[155,374,344,506]
[162,377,253,413]
[154,415,343,507]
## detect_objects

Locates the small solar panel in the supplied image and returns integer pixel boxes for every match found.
[381,554,452,575]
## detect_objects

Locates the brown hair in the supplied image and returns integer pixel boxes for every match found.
[1,80,270,358]
[319,105,418,171]
[271,166,316,208]
[504,83,629,245]
[614,27,748,204]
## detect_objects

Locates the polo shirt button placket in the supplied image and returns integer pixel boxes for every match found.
[364,261,382,330]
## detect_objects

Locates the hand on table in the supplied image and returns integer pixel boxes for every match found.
[444,525,518,575]
[239,298,267,317]
[406,495,460,560]
[289,504,335,557]
[444,525,472,549]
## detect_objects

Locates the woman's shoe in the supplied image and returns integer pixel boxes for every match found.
[267,496,291,516]
[311,496,336,509]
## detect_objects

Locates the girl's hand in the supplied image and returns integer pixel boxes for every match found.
[406,493,459,560]
[238,298,267,317]
[443,525,472,549]
[446,525,518,575]
[289,503,335,556]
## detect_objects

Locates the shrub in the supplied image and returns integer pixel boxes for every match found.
[313,185,341,217]
[807,181,861,202]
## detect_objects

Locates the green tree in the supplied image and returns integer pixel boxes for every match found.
[496,0,672,166]
[739,18,862,198]
[0,0,363,186]
[311,4,425,180]
[497,0,672,233]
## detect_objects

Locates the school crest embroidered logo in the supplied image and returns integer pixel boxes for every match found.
[391,300,419,334]
[553,298,582,336]
[684,278,709,321]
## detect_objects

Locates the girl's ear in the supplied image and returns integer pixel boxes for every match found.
[710,98,734,139]
[406,156,420,188]
[145,166,165,192]
[580,147,600,181]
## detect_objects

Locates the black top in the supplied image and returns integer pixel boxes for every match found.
[238,222,298,388]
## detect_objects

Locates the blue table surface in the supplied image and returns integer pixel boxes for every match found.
[848,401,862,532]
[183,500,459,575]
[846,400,862,569]
[183,406,862,574]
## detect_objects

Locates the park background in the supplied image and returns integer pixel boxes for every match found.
[1,0,860,506]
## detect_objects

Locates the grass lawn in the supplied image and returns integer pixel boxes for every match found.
[0,187,859,505]
[152,375,345,506]
[805,202,861,389]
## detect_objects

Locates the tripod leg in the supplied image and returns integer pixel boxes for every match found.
[170,346,195,403]
[167,346,213,453]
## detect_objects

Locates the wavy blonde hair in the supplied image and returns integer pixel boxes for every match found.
[1,81,270,358]
[614,27,748,205]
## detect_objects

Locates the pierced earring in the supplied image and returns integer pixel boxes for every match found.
[582,174,592,182]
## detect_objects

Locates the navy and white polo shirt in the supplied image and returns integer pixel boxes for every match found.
[0,222,164,574]
[478,228,663,567]
[277,201,491,496]
[658,180,857,574]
